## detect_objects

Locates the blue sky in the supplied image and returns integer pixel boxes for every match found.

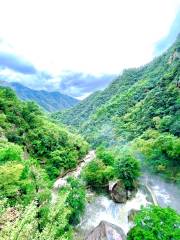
[0,0,180,99]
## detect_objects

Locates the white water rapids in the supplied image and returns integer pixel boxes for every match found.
[76,175,180,238]
[51,151,180,238]
[76,190,149,237]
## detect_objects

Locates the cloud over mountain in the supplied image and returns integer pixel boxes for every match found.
[58,73,115,98]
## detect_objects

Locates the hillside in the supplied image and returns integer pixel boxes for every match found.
[0,81,79,112]
[0,86,89,239]
[52,69,144,128]
[53,34,180,181]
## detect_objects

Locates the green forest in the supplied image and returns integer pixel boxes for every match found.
[53,34,180,183]
[0,87,89,239]
[0,35,180,239]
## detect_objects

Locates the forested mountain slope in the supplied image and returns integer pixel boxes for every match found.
[0,86,88,239]
[53,34,180,181]
[52,68,147,128]
[53,34,180,142]
[0,81,79,112]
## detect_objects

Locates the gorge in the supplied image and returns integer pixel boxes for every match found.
[50,150,180,239]
[0,31,180,240]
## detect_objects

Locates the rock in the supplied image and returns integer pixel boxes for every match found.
[111,180,127,203]
[85,220,126,240]
[110,180,138,203]
[109,181,117,192]
[168,50,180,64]
[128,209,138,222]
[127,188,137,200]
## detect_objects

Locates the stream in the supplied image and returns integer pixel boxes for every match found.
[143,172,180,212]
[52,151,180,239]
[52,150,96,203]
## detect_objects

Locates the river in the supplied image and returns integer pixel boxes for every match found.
[52,151,180,239]
[75,173,180,238]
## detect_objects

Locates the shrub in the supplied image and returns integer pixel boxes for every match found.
[82,159,114,188]
[96,146,116,166]
[65,177,86,225]
[0,143,22,164]
[127,206,180,240]
[115,154,140,190]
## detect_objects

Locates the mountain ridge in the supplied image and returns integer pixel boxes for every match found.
[52,33,180,181]
[53,34,180,144]
[0,81,79,112]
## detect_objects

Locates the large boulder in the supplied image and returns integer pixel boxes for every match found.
[110,180,127,203]
[85,220,126,240]
[110,180,137,203]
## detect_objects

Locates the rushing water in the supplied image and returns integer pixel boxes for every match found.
[52,150,96,203]
[51,151,180,238]
[76,189,150,238]
[144,173,180,213]
[75,173,180,239]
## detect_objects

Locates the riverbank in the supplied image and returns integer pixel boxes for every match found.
[51,150,96,203]
[51,150,180,239]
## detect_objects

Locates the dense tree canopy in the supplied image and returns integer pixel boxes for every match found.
[127,206,180,240]
[0,86,89,239]
[115,154,140,190]
[53,34,180,181]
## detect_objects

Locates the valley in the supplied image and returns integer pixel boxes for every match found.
[0,34,180,240]
[52,34,180,239]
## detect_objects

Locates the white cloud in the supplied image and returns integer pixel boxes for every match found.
[0,0,180,99]
[0,0,179,76]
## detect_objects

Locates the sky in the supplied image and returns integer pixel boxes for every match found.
[0,0,180,99]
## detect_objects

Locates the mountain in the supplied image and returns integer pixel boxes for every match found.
[53,34,180,141]
[52,34,180,181]
[52,68,147,129]
[0,81,79,112]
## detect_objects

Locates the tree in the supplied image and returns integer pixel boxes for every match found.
[115,154,140,190]
[127,206,180,240]
[96,146,115,166]
[0,143,22,164]
[135,131,180,181]
[82,159,114,188]
[0,162,24,202]
[65,177,86,225]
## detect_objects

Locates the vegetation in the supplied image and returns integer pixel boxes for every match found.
[134,130,180,181]
[82,147,140,191]
[65,177,86,225]
[0,194,73,240]
[115,154,140,190]
[0,86,88,180]
[0,81,79,112]
[53,34,180,182]
[127,206,180,240]
[82,147,116,188]
[82,158,114,188]
[0,86,88,239]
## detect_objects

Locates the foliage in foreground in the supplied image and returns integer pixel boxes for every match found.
[0,196,72,240]
[127,206,180,240]
[0,86,89,239]
[0,177,86,240]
